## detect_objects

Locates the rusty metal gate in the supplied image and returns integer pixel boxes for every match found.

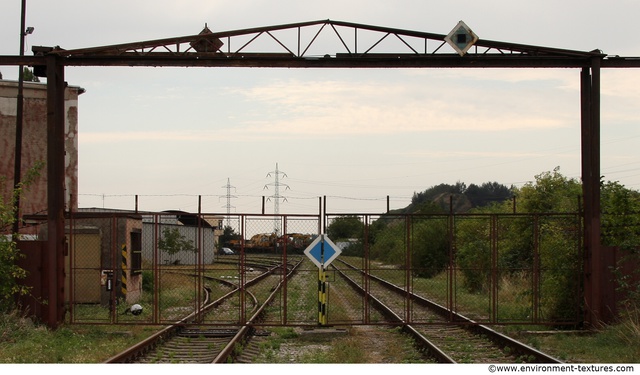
[62,209,582,327]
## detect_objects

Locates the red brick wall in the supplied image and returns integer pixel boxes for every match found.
[0,80,82,234]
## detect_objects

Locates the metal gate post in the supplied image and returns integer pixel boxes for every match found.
[46,53,66,329]
[581,57,606,327]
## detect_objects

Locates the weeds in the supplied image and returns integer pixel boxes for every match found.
[611,306,640,347]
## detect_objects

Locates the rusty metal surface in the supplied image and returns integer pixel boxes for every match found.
[53,20,598,58]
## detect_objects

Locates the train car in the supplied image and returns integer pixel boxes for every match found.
[229,232,316,253]
[283,233,316,251]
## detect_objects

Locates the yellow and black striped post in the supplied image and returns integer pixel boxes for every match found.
[318,266,327,325]
[121,244,127,300]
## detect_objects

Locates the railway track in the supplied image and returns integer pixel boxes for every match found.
[104,254,564,364]
[332,259,563,364]
[104,257,302,364]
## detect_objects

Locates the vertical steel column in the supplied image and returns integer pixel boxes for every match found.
[363,215,370,324]
[282,216,288,324]
[323,195,327,234]
[580,67,592,325]
[590,57,604,325]
[317,197,322,234]
[46,53,66,329]
[240,215,246,324]
[405,214,411,322]
[67,201,74,322]
[153,214,160,324]
[581,57,604,327]
[491,215,498,323]
[12,0,27,234]
[532,215,540,323]
[448,197,455,321]
[110,216,118,323]
[196,196,203,323]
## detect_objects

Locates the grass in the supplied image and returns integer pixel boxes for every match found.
[0,309,156,363]
[512,308,640,363]
[2,302,639,363]
[251,326,429,363]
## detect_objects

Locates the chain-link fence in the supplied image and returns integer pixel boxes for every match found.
[65,212,321,325]
[326,212,582,326]
[61,210,581,326]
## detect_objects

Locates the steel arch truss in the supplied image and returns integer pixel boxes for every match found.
[50,19,604,68]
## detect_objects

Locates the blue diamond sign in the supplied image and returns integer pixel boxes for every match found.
[444,20,479,56]
[304,234,341,269]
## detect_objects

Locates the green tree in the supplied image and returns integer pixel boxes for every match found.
[409,181,511,213]
[515,167,582,213]
[327,216,365,256]
[455,215,492,293]
[411,217,449,278]
[466,181,513,208]
[601,180,640,309]
[327,216,364,240]
[0,212,30,311]
[454,168,583,312]
[601,180,640,248]
[22,67,40,83]
[158,228,196,264]
[219,225,241,248]
[0,161,44,311]
[369,218,405,264]
[499,168,582,320]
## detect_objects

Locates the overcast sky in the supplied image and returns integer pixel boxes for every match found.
[1,1,639,215]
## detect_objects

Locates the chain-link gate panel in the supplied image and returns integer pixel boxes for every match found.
[66,211,581,326]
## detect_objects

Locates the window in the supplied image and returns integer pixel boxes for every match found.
[130,229,142,275]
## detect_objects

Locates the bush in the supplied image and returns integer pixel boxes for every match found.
[411,217,449,278]
[141,270,154,293]
[0,162,44,312]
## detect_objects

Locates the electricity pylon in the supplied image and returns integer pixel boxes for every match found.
[264,163,289,235]
[221,178,236,227]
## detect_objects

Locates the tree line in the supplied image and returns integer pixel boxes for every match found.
[327,167,640,321]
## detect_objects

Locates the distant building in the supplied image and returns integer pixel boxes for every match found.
[141,210,222,265]
[0,79,84,234]
[78,208,223,265]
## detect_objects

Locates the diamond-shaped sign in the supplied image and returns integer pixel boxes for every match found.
[444,21,479,56]
[304,234,341,269]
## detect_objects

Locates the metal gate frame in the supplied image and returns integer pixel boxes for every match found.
[61,209,582,327]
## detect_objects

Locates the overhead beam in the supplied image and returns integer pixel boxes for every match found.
[3,55,640,69]
[5,55,640,69]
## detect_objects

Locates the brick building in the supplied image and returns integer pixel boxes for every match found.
[0,79,84,233]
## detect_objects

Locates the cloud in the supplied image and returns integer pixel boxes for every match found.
[392,150,565,159]
[236,75,574,135]
[80,70,578,144]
